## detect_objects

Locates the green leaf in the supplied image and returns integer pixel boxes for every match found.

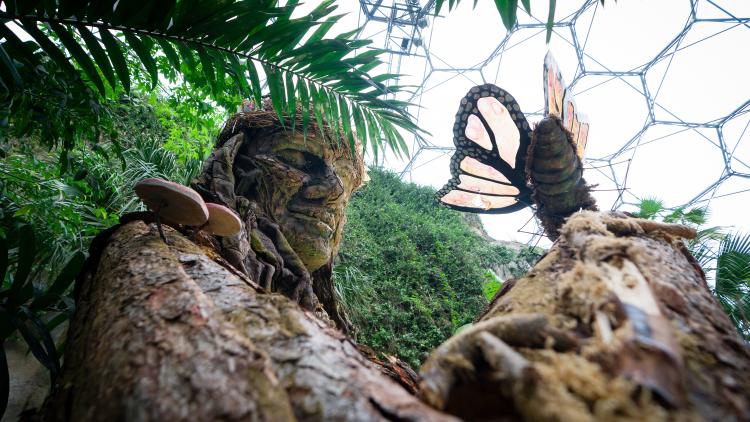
[494,0,518,31]
[49,23,106,96]
[246,59,263,108]
[46,312,70,333]
[0,44,21,90]
[352,104,368,157]
[227,53,250,98]
[31,251,85,311]
[77,26,117,90]
[99,28,131,93]
[338,95,355,154]
[264,65,286,126]
[306,15,342,44]
[546,0,557,43]
[7,0,425,159]
[213,50,226,95]
[0,236,7,287]
[435,0,447,14]
[8,225,35,299]
[9,313,44,364]
[147,0,177,27]
[308,82,326,139]
[364,109,382,162]
[298,78,310,142]
[0,24,39,67]
[285,72,296,133]
[123,32,158,88]
[156,38,181,71]
[635,198,664,220]
[196,47,216,96]
[382,118,409,158]
[10,308,60,377]
[520,0,531,13]
[325,89,342,147]
[176,42,197,70]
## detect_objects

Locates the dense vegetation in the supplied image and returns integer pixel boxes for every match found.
[334,169,541,367]
[0,88,225,409]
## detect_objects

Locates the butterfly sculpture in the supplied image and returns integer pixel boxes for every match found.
[436,52,596,239]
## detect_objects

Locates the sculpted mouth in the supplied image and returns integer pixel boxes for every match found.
[287,204,336,236]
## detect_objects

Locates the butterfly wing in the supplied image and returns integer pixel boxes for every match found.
[544,52,565,119]
[575,117,590,160]
[562,89,590,161]
[545,51,590,161]
[437,84,533,214]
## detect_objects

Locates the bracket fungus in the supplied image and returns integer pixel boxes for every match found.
[134,178,209,242]
[203,203,242,237]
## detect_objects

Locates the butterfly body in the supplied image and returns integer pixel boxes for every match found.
[528,116,596,237]
[437,53,596,239]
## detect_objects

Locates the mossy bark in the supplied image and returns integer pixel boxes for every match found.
[39,211,749,421]
[40,221,453,421]
[419,211,750,421]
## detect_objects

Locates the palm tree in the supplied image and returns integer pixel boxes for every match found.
[711,233,750,340]
[633,198,749,340]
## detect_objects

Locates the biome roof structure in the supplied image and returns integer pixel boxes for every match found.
[355,0,749,245]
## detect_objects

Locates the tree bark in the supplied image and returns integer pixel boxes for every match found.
[41,221,453,421]
[419,211,750,421]
[38,211,749,421]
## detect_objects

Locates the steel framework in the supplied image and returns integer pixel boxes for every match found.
[358,0,749,243]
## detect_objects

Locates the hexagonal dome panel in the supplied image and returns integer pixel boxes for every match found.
[354,0,750,241]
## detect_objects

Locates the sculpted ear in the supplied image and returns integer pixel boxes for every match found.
[192,131,246,209]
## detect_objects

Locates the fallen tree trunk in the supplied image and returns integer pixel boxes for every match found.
[419,211,750,421]
[37,211,749,421]
[40,221,453,421]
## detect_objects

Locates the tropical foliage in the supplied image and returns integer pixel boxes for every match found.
[712,233,750,340]
[633,198,749,340]
[0,0,420,161]
[334,169,542,367]
[0,88,221,416]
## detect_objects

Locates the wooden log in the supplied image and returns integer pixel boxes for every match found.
[41,221,455,421]
[419,211,750,421]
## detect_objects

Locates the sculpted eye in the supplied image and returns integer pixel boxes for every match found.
[277,150,308,168]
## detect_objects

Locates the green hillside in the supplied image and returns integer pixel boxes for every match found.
[334,169,542,367]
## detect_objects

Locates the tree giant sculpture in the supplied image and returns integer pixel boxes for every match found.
[37,105,749,421]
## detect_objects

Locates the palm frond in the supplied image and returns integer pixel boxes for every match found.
[434,0,558,42]
[0,0,420,158]
[633,198,665,220]
[714,232,750,340]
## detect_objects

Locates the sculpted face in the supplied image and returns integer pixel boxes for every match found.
[239,131,362,272]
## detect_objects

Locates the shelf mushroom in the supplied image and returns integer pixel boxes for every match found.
[134,178,209,243]
[204,203,242,237]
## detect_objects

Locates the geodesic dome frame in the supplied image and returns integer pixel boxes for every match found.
[357,0,749,242]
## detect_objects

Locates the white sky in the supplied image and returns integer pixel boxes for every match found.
[319,0,750,246]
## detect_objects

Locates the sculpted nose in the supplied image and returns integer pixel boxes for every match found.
[300,174,344,203]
